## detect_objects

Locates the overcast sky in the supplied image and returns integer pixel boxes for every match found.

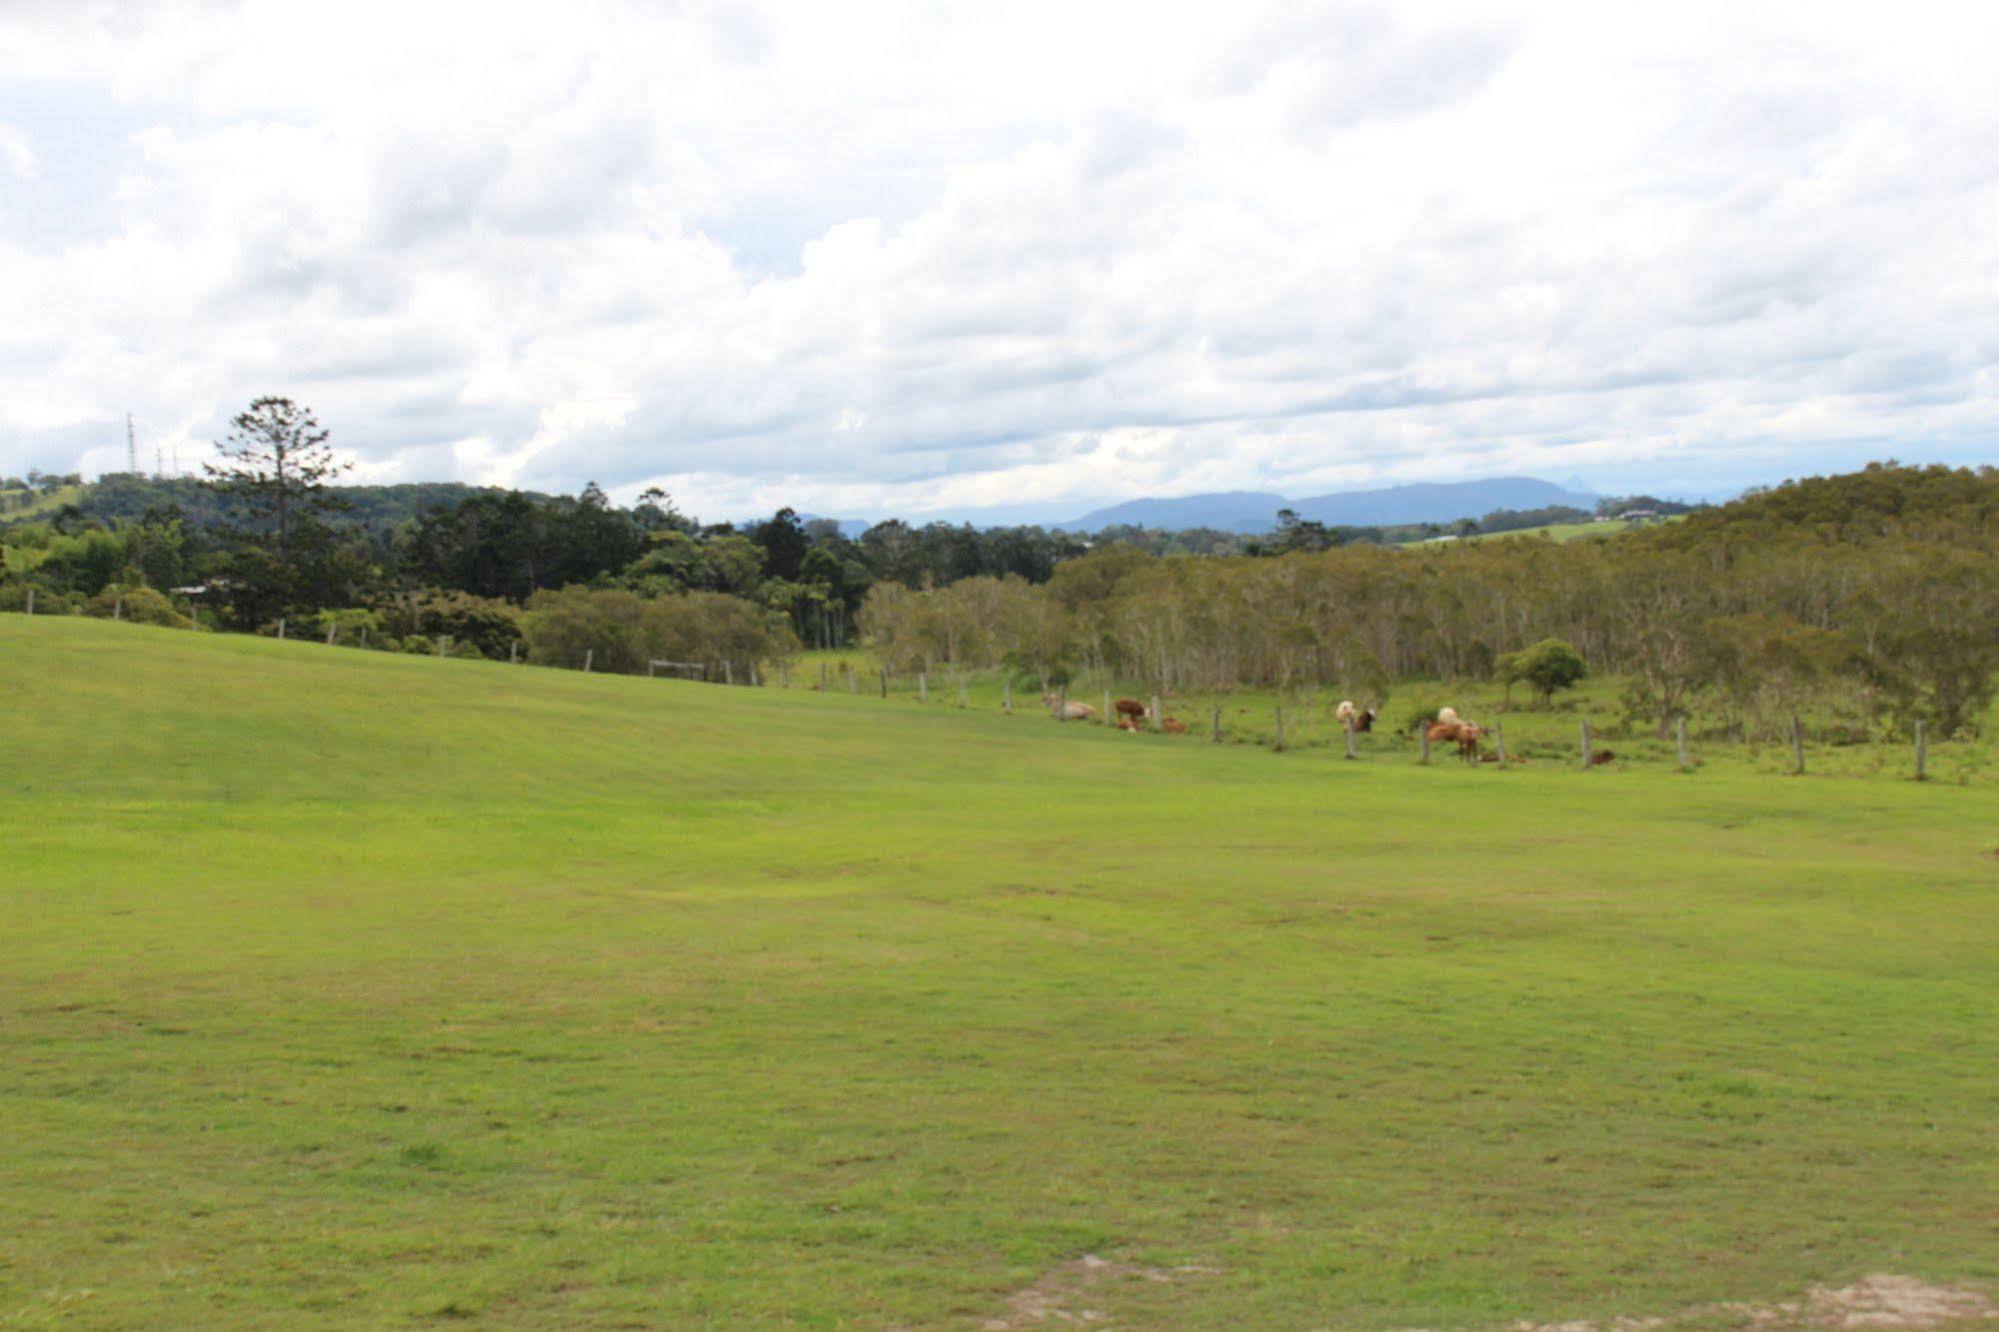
[2,1,1995,522]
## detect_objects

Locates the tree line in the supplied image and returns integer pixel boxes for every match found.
[3,400,1992,734]
[857,464,1999,738]
[0,399,1098,673]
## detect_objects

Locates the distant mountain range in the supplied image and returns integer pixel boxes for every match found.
[1058,477,1599,534]
[785,477,1603,536]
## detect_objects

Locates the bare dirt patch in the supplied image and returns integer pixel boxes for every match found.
[983,1253,1220,1329]
[1506,1274,1995,1331]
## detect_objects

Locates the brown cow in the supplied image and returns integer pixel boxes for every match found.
[1113,697,1147,723]
[1426,720,1485,763]
[1161,717,1187,734]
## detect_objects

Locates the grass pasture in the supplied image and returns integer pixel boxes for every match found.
[1457,516,1685,543]
[3,616,1996,1329]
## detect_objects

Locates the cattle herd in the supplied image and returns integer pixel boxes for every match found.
[1034,692,1561,765]
[1038,692,1426,746]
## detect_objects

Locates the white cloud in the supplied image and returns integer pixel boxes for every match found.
[0,124,36,179]
[1,0,1997,516]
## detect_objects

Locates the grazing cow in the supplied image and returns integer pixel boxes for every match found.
[1041,692,1098,722]
[1426,720,1485,763]
[1115,716,1141,731]
[1113,697,1147,723]
[1161,717,1187,734]
[1334,700,1376,733]
[1589,749,1616,766]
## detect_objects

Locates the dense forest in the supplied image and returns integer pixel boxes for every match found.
[3,410,1993,737]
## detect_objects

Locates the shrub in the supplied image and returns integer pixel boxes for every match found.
[375,590,523,660]
[522,585,799,677]
[3,585,84,615]
[85,585,191,628]
[301,608,383,646]
[1497,638,1587,707]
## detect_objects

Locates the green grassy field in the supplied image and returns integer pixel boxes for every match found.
[3,616,1995,1329]
[1451,516,1686,543]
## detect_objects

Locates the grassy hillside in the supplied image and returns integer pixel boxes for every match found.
[0,482,84,522]
[2,618,1995,1329]
[1459,516,1684,543]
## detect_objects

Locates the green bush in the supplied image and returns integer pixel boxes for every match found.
[522,585,798,677]
[85,586,191,628]
[1,583,82,615]
[375,590,523,660]
[301,608,384,646]
[1496,638,1588,707]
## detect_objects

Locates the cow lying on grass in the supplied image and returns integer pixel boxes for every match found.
[1041,692,1098,721]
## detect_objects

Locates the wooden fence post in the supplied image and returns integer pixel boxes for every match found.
[1580,718,1592,770]
[1344,718,1357,759]
[919,672,927,703]
[1676,716,1690,771]
[358,625,367,649]
[880,667,888,698]
[1790,715,1805,775]
[1211,704,1222,743]
[113,596,123,621]
[1103,690,1112,725]
[958,677,969,708]
[24,588,32,615]
[1150,695,1162,733]
[509,641,517,664]
[1494,722,1507,767]
[277,617,286,641]
[750,661,759,687]
[1274,706,1286,752]
[724,659,734,686]
[846,664,857,693]
[1057,686,1068,722]
[1915,720,1928,782]
[1003,678,1013,714]
[583,648,593,673]
[436,635,446,656]
[325,622,337,646]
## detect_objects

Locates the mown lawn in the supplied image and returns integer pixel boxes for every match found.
[2,616,1994,1329]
